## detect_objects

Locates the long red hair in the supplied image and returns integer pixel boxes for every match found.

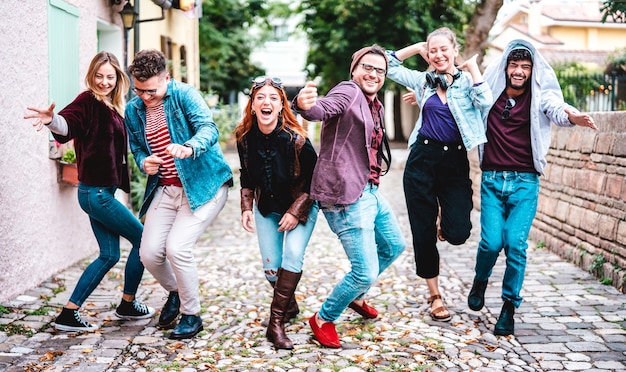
[234,81,307,142]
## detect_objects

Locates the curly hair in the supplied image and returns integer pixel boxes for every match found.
[234,80,307,142]
[507,49,533,65]
[128,49,167,82]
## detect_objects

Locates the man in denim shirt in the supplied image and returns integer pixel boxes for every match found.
[468,40,597,336]
[293,44,406,348]
[125,49,233,339]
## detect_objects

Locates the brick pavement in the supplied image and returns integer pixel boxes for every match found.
[0,149,624,372]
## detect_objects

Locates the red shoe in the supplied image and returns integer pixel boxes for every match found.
[348,300,378,319]
[308,313,341,348]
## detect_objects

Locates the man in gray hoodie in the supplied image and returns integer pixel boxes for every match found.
[467,39,597,336]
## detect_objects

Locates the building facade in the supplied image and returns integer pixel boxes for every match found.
[0,0,199,302]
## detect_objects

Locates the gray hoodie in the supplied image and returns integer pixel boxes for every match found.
[480,39,576,176]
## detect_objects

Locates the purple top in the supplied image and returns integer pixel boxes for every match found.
[419,94,462,143]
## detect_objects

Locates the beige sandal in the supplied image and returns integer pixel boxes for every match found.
[427,294,451,322]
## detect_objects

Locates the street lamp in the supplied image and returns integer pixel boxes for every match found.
[119,2,138,30]
[117,0,165,31]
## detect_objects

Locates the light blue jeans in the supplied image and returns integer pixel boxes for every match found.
[72,184,144,307]
[255,202,319,281]
[318,184,406,322]
[474,170,540,307]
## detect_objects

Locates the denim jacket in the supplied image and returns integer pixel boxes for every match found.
[481,39,575,176]
[125,79,233,217]
[386,50,492,150]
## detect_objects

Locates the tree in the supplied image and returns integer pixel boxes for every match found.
[601,1,626,23]
[298,0,474,141]
[463,0,504,66]
[199,0,268,100]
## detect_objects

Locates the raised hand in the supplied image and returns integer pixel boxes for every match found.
[296,81,318,110]
[24,103,56,131]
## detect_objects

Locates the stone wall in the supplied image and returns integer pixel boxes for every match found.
[469,111,626,293]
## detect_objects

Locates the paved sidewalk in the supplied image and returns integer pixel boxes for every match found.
[1,149,625,372]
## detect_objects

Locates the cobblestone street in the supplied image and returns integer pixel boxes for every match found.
[1,149,625,372]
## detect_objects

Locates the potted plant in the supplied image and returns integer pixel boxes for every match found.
[57,146,78,186]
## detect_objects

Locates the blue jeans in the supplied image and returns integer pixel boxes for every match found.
[318,184,406,322]
[70,184,144,307]
[255,202,319,281]
[474,171,540,307]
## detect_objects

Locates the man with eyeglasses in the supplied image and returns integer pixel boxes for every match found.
[293,44,406,348]
[468,39,597,336]
[125,49,233,339]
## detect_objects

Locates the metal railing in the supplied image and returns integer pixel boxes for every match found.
[556,71,626,112]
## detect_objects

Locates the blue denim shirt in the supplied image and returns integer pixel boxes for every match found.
[386,50,491,150]
[125,79,233,217]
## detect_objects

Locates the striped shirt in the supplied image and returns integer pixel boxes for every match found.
[145,102,179,180]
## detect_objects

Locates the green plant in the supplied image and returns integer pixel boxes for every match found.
[536,241,546,249]
[127,152,147,213]
[212,104,240,149]
[589,254,606,275]
[600,277,613,285]
[61,148,76,163]
[24,307,49,316]
[0,324,34,337]
[0,306,9,314]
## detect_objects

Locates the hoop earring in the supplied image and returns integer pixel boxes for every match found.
[251,110,256,116]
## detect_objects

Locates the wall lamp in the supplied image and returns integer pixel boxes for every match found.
[116,0,165,30]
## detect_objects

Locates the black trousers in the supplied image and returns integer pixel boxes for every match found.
[403,134,473,279]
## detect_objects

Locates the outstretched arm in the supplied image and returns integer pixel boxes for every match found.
[565,108,597,130]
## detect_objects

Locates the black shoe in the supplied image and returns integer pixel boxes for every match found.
[169,314,203,339]
[158,292,181,329]
[468,278,488,311]
[54,307,99,332]
[115,299,156,320]
[494,301,515,336]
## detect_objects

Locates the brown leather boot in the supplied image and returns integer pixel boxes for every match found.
[266,268,302,349]
[267,276,299,323]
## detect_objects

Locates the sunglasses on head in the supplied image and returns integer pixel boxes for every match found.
[501,98,516,120]
[252,76,283,91]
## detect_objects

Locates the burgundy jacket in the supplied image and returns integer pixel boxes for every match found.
[54,91,130,192]
[293,80,381,205]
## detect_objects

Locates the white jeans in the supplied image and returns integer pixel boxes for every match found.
[141,184,228,315]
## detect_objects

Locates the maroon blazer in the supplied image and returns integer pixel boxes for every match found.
[54,91,130,192]
[294,80,382,205]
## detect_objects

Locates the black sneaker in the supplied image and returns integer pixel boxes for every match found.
[115,299,156,320]
[54,307,99,332]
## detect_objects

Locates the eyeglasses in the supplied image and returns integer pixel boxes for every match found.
[252,76,283,91]
[132,87,158,96]
[501,98,516,120]
[359,63,386,76]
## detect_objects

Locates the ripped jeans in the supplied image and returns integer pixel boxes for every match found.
[255,202,319,282]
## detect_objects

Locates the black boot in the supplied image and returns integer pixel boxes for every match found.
[494,300,515,336]
[158,292,180,329]
[267,276,299,323]
[266,268,302,349]
[468,278,488,311]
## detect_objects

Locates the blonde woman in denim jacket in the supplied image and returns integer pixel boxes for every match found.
[386,27,492,321]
